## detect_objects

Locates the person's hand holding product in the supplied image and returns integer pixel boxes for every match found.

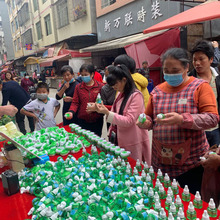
[63,96,73,102]
[155,112,183,125]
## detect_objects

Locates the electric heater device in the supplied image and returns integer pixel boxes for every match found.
[2,169,19,195]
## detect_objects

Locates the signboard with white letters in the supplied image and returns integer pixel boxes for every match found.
[97,0,180,42]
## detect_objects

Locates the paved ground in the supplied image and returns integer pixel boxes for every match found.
[0,88,152,146]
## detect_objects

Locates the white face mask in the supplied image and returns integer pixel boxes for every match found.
[25,76,29,79]
[36,93,48,100]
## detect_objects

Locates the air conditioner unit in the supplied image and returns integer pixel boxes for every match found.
[33,42,38,46]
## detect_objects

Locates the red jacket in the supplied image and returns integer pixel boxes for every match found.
[69,80,104,123]
[21,78,34,93]
[94,71,103,82]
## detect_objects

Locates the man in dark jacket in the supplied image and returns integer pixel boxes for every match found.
[0,80,35,134]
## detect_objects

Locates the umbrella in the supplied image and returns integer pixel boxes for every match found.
[1,68,9,73]
[143,1,220,34]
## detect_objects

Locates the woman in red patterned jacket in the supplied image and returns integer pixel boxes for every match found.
[65,64,104,136]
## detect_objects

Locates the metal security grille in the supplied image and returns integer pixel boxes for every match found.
[21,29,33,46]
[56,0,69,28]
[17,3,30,26]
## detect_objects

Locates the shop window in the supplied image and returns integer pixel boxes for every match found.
[101,0,116,9]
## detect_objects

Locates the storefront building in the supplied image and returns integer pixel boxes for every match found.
[81,0,181,86]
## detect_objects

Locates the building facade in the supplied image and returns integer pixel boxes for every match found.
[5,0,97,60]
[0,0,14,64]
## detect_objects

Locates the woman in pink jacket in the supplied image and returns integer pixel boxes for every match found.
[88,64,151,164]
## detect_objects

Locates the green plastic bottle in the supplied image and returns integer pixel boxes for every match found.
[169,202,177,218]
[186,202,197,220]
[207,198,217,218]
[168,213,174,220]
[164,173,171,188]
[158,184,166,199]
[149,166,155,180]
[148,187,154,208]
[167,187,174,199]
[154,179,161,192]
[193,191,203,209]
[157,169,163,183]
[157,113,165,119]
[96,93,102,104]
[202,210,210,220]
[177,207,186,220]
[153,198,161,213]
[159,208,167,220]
[175,195,183,211]
[135,159,142,172]
[165,194,172,211]
[138,113,146,123]
[171,179,179,195]
[143,161,149,173]
[182,185,191,202]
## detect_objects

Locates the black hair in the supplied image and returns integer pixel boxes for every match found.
[190,40,214,60]
[79,64,95,75]
[107,64,136,115]
[24,73,29,76]
[61,65,74,75]
[142,61,148,65]
[36,82,49,92]
[106,65,114,72]
[114,54,136,74]
[161,48,190,69]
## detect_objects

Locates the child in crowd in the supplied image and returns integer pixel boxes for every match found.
[20,82,60,130]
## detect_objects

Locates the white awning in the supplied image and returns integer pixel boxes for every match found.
[80,29,168,53]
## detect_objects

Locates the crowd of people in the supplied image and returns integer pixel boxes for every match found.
[0,39,220,205]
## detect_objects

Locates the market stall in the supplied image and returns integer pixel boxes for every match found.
[0,125,219,220]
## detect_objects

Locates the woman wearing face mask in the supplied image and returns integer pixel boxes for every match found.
[65,64,104,136]
[137,48,219,194]
[87,64,151,163]
[56,65,79,126]
[21,73,34,93]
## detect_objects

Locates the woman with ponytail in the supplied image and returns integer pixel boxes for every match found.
[87,64,151,164]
